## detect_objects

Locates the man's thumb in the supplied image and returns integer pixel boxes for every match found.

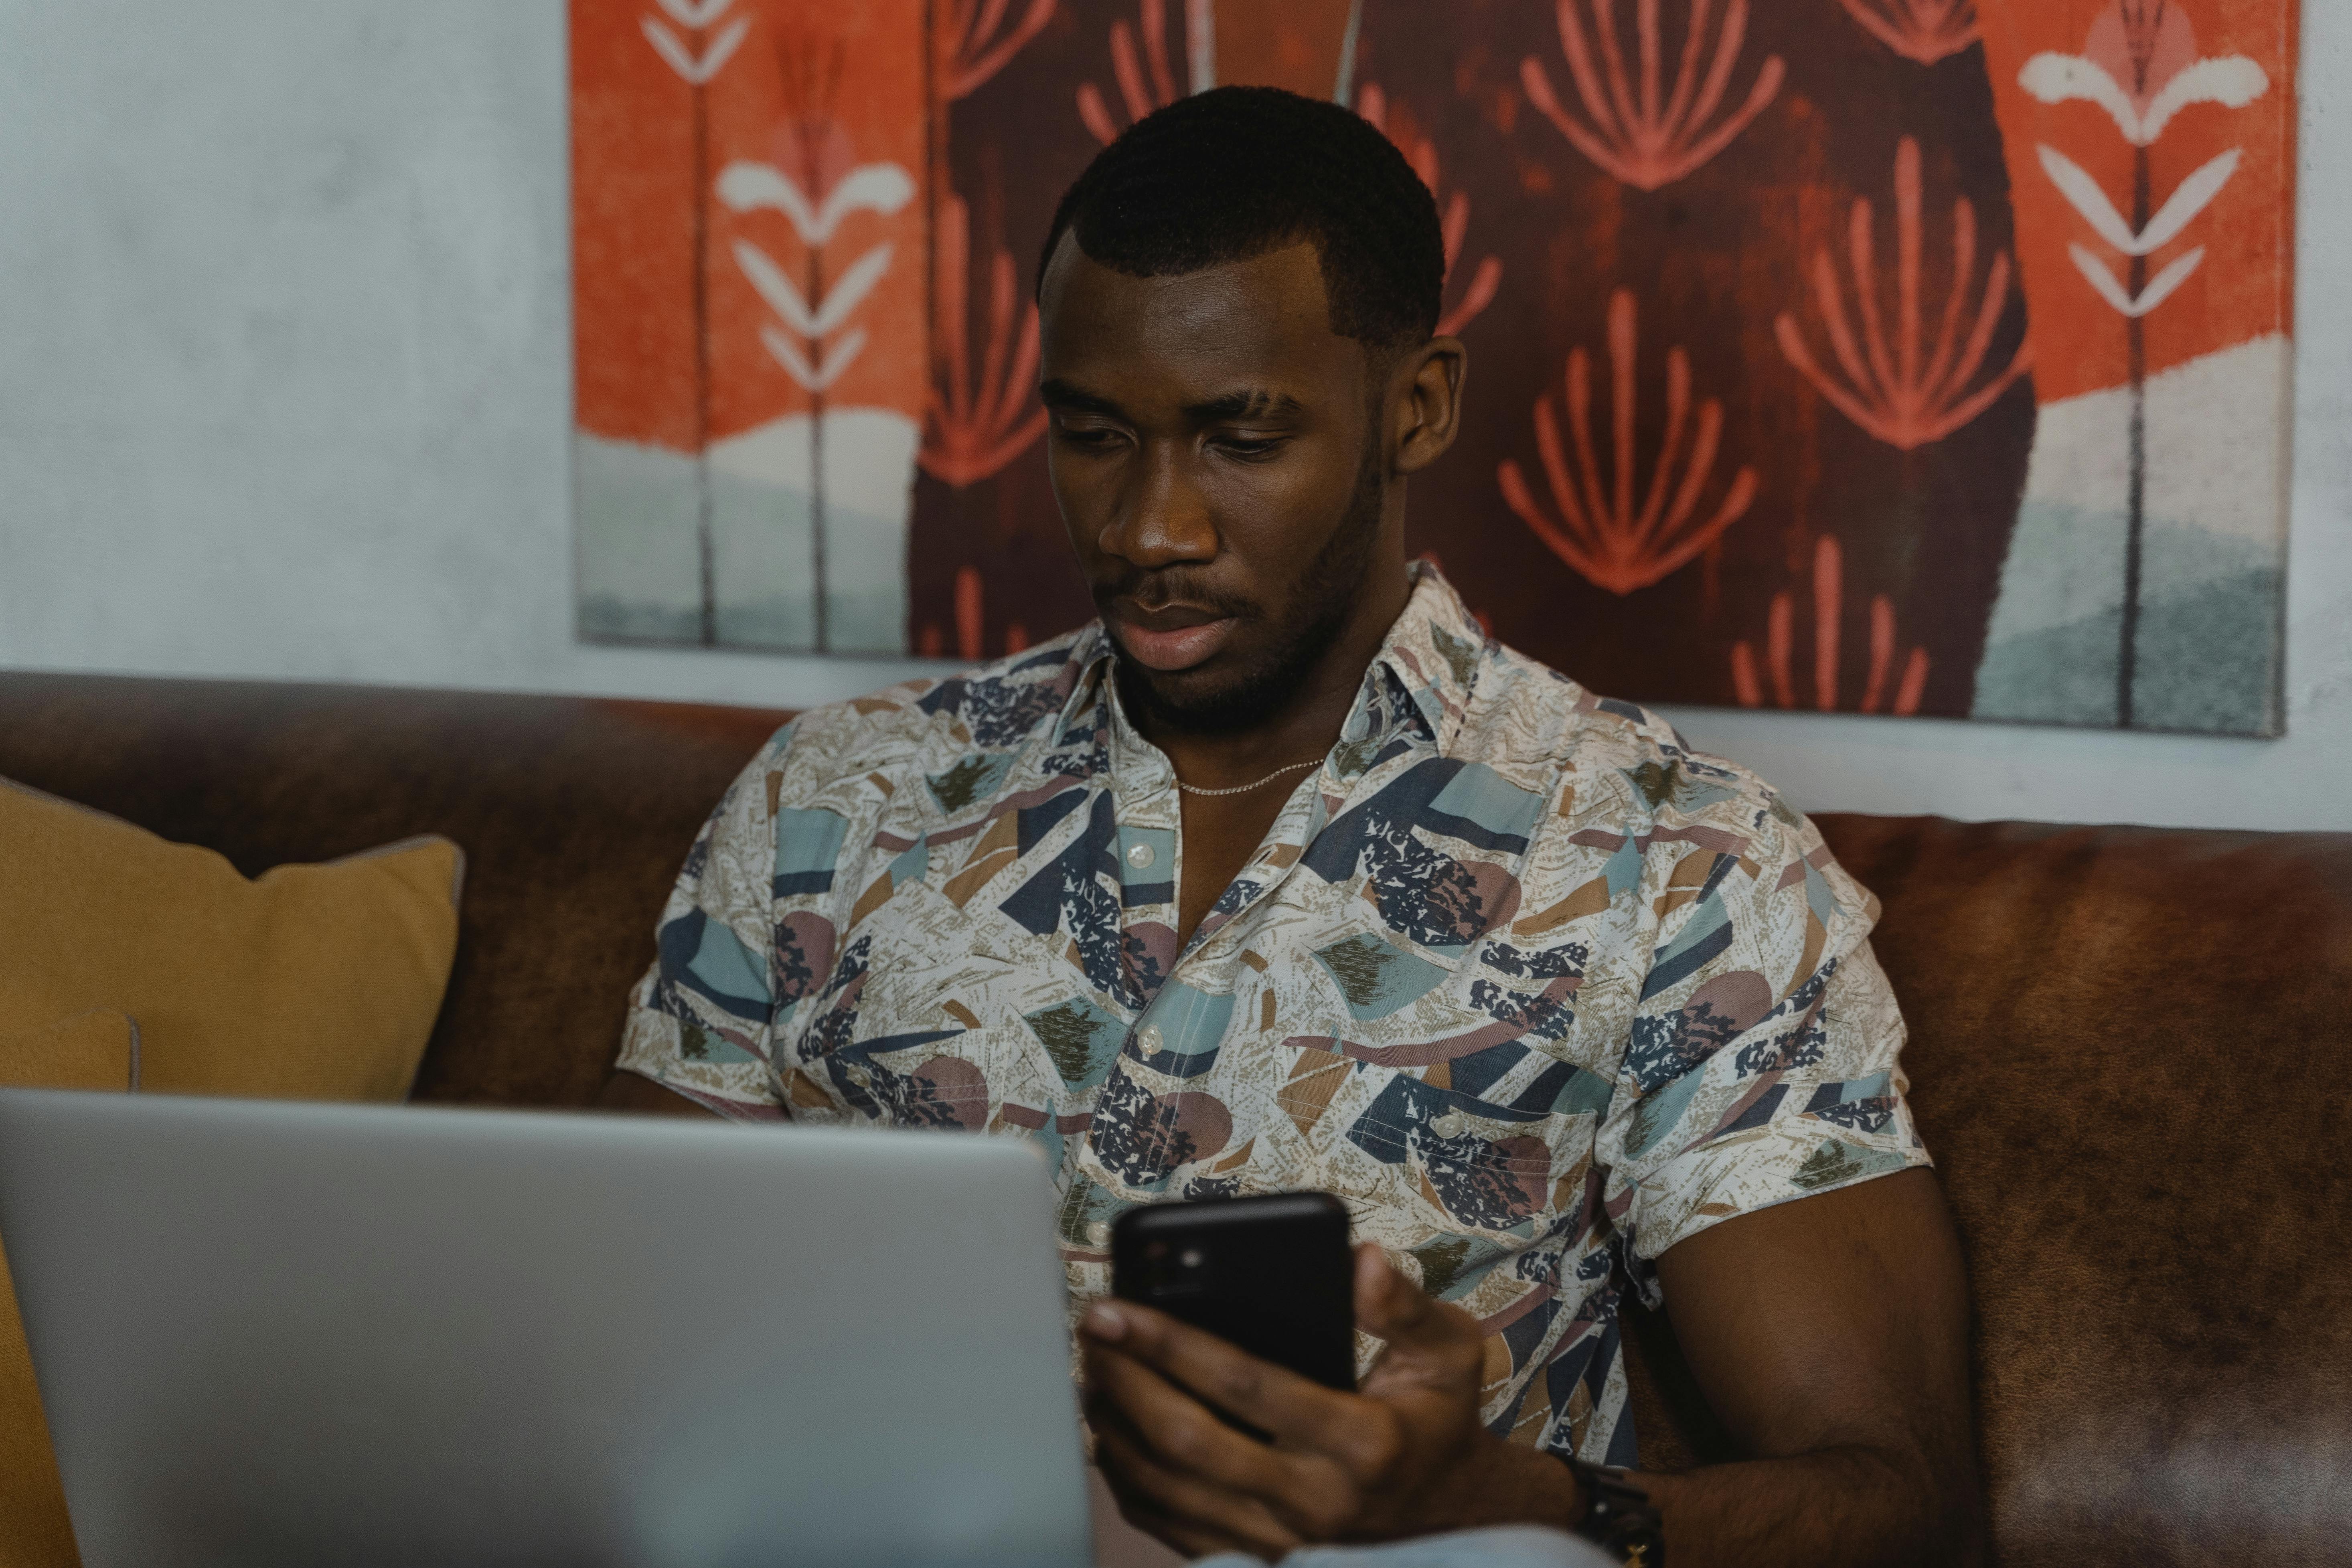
[1354,1242,1447,1345]
[1355,1244,1484,1396]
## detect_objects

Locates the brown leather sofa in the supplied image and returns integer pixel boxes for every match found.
[2,670,2345,1568]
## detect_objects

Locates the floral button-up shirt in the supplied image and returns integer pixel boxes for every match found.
[618,565,1928,1465]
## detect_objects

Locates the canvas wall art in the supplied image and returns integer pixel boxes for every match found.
[571,0,2297,735]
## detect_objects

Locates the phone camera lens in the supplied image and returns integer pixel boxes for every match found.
[1179,1248,1204,1269]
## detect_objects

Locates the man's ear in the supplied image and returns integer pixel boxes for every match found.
[1390,336,1467,477]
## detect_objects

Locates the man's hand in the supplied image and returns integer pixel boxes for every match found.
[1084,1171,1982,1567]
[1081,1243,1581,1560]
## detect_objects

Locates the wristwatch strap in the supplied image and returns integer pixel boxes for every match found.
[1558,1454,1667,1568]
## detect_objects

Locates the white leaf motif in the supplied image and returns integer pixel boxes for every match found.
[2037,145,2240,256]
[808,244,894,336]
[2140,57,2269,145]
[2021,51,2268,146]
[732,240,816,335]
[762,324,869,390]
[718,166,818,243]
[2137,149,2241,253]
[640,15,747,84]
[2067,242,2204,317]
[2037,144,2137,252]
[2020,54,2139,142]
[717,161,915,244]
[653,0,733,28]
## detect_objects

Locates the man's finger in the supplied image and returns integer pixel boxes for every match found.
[1093,1412,1307,1562]
[1085,1299,1362,1453]
[1085,1335,1325,1499]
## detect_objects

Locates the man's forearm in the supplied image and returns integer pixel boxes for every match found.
[1623,1444,1986,1568]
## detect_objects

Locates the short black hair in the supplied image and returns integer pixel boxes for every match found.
[1039,85,1444,349]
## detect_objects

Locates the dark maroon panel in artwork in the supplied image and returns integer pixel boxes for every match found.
[1351,0,2034,717]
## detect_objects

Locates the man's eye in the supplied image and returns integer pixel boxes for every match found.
[1056,424,1123,449]
[1216,436,1286,460]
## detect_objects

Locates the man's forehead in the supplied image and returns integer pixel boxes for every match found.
[1038,235,1362,399]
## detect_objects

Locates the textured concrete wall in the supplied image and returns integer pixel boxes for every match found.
[0,0,2343,829]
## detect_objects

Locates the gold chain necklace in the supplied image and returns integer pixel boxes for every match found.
[1174,759,1322,798]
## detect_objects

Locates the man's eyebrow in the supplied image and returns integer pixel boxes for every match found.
[1183,388,1305,422]
[1039,379,1124,416]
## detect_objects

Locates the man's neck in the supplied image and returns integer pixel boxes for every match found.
[1128,552,1415,790]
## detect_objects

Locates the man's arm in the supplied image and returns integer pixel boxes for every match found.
[601,722,816,1124]
[595,1067,723,1118]
[1635,1165,1984,1566]
[1081,1166,1985,1567]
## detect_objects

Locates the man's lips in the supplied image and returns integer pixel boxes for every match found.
[1110,602,1239,673]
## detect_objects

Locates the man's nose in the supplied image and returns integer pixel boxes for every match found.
[1098,440,1218,569]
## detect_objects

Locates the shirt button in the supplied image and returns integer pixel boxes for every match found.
[1432,1111,1467,1139]
[1126,842,1156,870]
[1086,1221,1112,1246]
[1139,1025,1164,1052]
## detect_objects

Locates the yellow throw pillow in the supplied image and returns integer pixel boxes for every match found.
[1,1011,140,1568]
[0,777,462,1099]
[0,783,463,1568]
[0,1010,140,1093]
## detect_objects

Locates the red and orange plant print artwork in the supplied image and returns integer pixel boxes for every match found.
[571,0,2295,735]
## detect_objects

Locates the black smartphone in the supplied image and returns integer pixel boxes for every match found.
[1109,1191,1356,1392]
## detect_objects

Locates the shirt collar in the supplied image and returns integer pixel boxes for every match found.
[1054,620,1118,740]
[1051,559,1486,757]
[1364,560,1485,754]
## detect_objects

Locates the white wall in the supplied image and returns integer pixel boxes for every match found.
[0,1,2344,831]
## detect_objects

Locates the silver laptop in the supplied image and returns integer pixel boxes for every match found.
[0,1089,1092,1568]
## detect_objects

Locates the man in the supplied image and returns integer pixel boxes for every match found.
[602,87,1983,1568]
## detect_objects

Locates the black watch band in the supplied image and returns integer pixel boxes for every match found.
[1556,1454,1667,1568]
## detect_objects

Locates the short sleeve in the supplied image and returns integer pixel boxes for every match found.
[614,727,798,1121]
[1596,801,1930,1307]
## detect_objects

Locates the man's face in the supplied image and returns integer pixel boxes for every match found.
[1037,237,1390,735]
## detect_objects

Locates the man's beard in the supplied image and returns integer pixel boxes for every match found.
[1112,439,1386,738]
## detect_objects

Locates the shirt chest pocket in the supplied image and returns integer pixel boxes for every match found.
[1285,936,1612,1242]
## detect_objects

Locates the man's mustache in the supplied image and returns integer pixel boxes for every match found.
[1090,570,1258,621]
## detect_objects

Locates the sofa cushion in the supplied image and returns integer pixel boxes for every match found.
[0,778,461,1099]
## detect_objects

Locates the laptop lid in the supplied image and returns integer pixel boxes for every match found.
[0,1089,1091,1568]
